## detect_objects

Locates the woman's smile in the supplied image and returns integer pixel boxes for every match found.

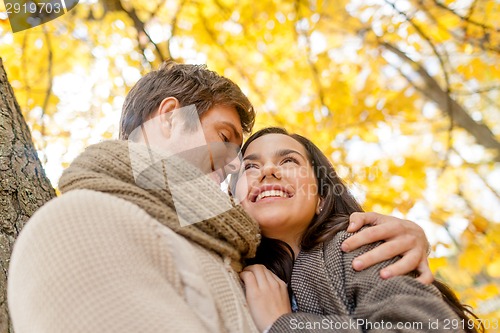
[249,184,293,202]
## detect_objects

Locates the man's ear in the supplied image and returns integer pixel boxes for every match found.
[157,97,179,138]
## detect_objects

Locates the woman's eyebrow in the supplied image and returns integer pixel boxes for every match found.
[242,153,260,161]
[242,149,306,162]
[275,149,305,160]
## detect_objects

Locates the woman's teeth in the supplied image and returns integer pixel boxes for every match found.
[255,190,289,202]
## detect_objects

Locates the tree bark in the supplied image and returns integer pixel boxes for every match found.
[0,58,56,333]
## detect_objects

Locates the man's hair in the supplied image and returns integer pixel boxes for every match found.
[119,61,255,140]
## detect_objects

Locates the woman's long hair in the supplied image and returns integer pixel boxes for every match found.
[236,127,482,333]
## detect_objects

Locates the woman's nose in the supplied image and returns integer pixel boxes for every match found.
[261,162,281,180]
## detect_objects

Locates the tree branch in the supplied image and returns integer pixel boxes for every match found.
[294,0,329,116]
[418,0,500,54]
[433,0,499,33]
[167,0,187,62]
[102,0,167,62]
[381,42,500,161]
[198,7,261,102]
[384,0,457,165]
[40,26,53,149]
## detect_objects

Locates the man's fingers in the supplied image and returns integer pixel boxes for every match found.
[415,259,434,285]
[351,241,407,271]
[347,212,381,232]
[342,224,398,252]
[345,212,434,282]
[379,250,421,279]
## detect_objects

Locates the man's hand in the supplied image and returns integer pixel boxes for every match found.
[240,264,291,332]
[341,212,433,284]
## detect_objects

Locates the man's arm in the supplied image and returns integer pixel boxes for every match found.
[8,190,211,333]
[341,212,432,284]
[268,232,462,333]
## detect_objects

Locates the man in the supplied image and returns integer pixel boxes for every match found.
[8,61,430,332]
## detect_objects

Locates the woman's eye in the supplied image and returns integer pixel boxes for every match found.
[244,163,258,170]
[282,157,299,164]
[220,133,229,142]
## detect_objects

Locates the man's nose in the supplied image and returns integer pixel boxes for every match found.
[224,154,242,175]
[221,142,243,175]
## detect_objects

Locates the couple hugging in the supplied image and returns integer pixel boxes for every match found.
[8,61,481,333]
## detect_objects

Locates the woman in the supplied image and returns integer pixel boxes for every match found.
[233,127,482,333]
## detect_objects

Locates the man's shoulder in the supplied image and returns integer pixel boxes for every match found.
[12,189,197,273]
[19,189,169,246]
[49,188,134,209]
[35,189,148,222]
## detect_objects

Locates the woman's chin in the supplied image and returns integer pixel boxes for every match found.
[255,215,287,232]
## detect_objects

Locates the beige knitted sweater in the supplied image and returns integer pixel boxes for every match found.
[8,141,260,333]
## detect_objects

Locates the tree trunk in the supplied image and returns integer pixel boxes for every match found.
[0,58,56,333]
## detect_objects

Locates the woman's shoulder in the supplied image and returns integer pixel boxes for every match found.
[321,228,355,258]
[295,229,357,270]
[319,226,389,283]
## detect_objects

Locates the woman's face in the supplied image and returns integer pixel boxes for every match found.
[234,134,321,244]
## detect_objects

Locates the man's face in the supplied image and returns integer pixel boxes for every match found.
[130,102,244,185]
[165,104,245,226]
[198,104,243,183]
[168,105,244,226]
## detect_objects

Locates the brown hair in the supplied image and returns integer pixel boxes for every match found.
[119,60,255,140]
[239,127,483,333]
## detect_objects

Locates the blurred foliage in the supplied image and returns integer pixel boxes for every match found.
[1,0,499,326]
